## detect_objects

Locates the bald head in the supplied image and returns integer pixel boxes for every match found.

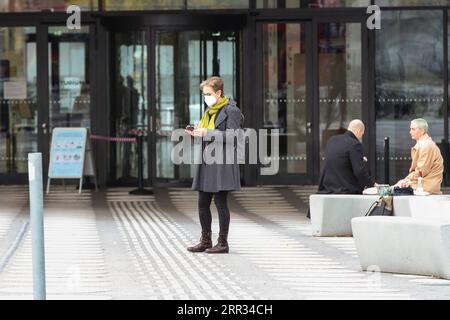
[348,120,365,140]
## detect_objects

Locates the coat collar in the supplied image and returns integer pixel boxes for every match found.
[345,130,358,141]
[214,99,236,128]
[214,107,227,127]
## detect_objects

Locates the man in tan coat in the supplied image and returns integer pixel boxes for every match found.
[397,118,444,194]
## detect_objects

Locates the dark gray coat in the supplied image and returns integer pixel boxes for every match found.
[192,100,242,193]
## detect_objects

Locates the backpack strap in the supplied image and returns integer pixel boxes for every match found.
[365,198,381,217]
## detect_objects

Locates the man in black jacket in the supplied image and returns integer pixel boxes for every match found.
[318,119,375,194]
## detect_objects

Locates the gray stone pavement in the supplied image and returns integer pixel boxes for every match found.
[1,185,450,300]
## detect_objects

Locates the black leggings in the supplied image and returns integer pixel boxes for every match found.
[198,191,230,235]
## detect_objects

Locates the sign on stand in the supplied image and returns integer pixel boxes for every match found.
[46,128,97,194]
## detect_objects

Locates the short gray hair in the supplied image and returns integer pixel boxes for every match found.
[411,118,429,133]
[200,76,224,96]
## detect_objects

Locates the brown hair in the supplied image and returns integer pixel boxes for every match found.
[200,76,224,97]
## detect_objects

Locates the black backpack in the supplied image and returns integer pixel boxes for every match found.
[365,196,394,216]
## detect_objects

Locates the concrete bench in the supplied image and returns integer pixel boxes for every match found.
[393,195,450,219]
[309,194,379,237]
[310,194,450,237]
[352,216,450,280]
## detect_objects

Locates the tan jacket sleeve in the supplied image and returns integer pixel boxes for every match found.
[406,143,434,180]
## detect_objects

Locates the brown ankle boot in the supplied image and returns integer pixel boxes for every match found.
[187,232,212,253]
[205,233,229,254]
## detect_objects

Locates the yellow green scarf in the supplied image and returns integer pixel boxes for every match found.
[198,96,229,129]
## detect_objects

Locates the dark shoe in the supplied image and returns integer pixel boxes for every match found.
[187,232,212,253]
[205,233,229,254]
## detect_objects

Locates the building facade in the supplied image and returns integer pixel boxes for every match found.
[0,0,449,188]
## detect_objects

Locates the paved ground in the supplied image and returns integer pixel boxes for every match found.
[1,185,450,300]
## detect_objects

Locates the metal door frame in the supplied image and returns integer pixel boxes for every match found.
[149,24,243,187]
[254,13,369,186]
[255,20,314,185]
[37,23,96,185]
[0,13,97,185]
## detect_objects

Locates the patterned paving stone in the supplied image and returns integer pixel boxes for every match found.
[1,186,450,300]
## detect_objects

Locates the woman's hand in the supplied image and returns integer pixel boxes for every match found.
[191,128,208,137]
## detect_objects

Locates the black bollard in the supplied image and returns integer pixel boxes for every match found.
[130,134,153,196]
[384,137,390,185]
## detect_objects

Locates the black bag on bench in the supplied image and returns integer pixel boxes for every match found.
[393,186,414,196]
[365,196,394,216]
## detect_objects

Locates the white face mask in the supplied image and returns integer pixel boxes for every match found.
[204,95,217,107]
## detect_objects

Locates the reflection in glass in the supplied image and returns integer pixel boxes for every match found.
[104,0,184,10]
[0,27,37,174]
[104,0,249,10]
[49,26,91,130]
[0,0,97,12]
[257,0,369,8]
[318,23,362,171]
[187,0,249,9]
[376,0,450,6]
[114,31,148,182]
[156,31,237,181]
[262,23,307,175]
[375,11,445,184]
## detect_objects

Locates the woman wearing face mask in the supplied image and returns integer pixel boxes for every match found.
[185,76,242,254]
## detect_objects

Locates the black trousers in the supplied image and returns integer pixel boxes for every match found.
[198,191,230,235]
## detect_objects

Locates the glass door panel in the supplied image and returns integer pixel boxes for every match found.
[0,27,37,175]
[258,21,365,184]
[155,30,237,182]
[375,11,445,184]
[318,22,362,171]
[113,30,148,182]
[48,26,91,131]
[261,23,309,180]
